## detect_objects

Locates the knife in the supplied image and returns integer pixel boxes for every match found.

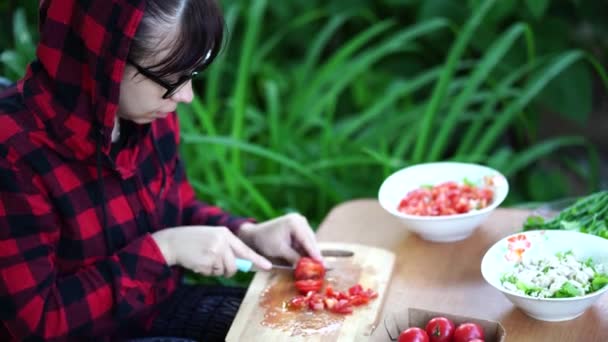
[235,258,293,272]
[235,249,352,273]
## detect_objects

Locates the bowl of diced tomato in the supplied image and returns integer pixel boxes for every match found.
[378,162,509,242]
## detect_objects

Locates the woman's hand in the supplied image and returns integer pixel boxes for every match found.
[237,213,322,265]
[151,226,272,277]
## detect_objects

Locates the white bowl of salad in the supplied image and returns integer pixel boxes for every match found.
[378,162,509,242]
[481,230,608,321]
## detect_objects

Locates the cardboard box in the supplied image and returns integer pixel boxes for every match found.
[385,307,506,342]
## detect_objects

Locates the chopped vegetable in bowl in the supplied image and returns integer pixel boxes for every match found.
[500,251,608,298]
[397,176,495,216]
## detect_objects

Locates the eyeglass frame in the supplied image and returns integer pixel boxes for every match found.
[126,58,198,99]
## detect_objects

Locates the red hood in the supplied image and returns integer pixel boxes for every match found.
[18,0,145,163]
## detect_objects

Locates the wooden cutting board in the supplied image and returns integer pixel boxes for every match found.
[226,242,395,341]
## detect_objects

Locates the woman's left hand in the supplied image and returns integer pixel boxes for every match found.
[237,213,323,265]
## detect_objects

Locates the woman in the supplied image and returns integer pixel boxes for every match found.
[0,0,322,341]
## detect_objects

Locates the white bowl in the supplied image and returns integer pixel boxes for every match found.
[378,162,509,242]
[481,230,608,321]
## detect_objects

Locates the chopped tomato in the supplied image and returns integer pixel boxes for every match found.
[286,296,307,310]
[307,293,324,311]
[397,180,494,216]
[348,294,370,306]
[363,288,378,298]
[336,291,350,300]
[323,297,337,309]
[329,299,353,314]
[288,257,379,315]
[348,284,363,296]
[325,285,337,298]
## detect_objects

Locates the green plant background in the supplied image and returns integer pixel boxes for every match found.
[1,0,607,285]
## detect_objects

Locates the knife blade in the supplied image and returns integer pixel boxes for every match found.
[235,258,336,273]
[235,258,292,272]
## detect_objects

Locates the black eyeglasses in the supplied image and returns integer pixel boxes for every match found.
[127,58,198,99]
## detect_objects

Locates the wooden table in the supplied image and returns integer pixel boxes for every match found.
[315,199,608,342]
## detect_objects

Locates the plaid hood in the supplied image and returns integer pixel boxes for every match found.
[0,1,249,341]
[20,0,143,167]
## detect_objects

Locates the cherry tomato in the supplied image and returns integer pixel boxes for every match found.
[294,279,323,294]
[425,316,455,342]
[453,322,485,342]
[398,327,430,342]
[294,257,325,280]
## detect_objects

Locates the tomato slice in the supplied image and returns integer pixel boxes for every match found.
[294,279,323,294]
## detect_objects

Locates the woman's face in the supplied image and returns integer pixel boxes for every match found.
[117,44,194,124]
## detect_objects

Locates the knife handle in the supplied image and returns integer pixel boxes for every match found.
[235,258,253,272]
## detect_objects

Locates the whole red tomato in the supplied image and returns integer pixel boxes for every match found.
[425,316,455,342]
[453,322,485,342]
[398,327,430,342]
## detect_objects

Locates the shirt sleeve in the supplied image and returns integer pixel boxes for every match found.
[0,158,175,341]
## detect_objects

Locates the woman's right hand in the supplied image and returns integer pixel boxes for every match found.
[151,226,272,277]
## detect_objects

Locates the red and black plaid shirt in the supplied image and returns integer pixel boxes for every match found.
[0,1,248,340]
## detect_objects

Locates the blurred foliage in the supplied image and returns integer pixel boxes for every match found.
[1,0,607,231]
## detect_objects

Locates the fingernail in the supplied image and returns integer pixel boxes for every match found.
[261,259,272,270]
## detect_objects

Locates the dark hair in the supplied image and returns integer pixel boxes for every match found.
[129,0,224,78]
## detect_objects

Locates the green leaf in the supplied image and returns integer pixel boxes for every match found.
[13,8,35,60]
[535,63,592,124]
[418,0,467,22]
[553,281,581,298]
[473,51,585,157]
[230,0,267,193]
[428,22,531,161]
[181,134,341,201]
[0,51,26,78]
[560,220,582,231]
[525,0,549,19]
[502,136,587,176]
[591,275,608,292]
[516,280,542,296]
[525,168,570,202]
[413,0,497,163]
